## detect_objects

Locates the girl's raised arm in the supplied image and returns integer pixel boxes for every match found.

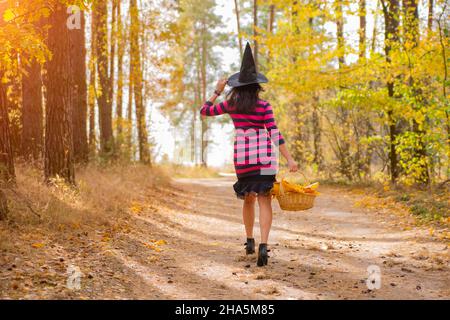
[200,79,228,117]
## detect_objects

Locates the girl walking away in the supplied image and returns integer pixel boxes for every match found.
[200,43,298,267]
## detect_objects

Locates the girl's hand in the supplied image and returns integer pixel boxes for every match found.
[287,159,298,173]
[215,79,228,94]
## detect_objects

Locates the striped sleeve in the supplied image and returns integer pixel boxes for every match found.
[200,100,228,117]
[264,103,285,146]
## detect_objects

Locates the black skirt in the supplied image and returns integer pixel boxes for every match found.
[233,175,276,200]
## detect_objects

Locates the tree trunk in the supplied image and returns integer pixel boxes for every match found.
[69,11,88,163]
[6,56,21,158]
[88,8,97,156]
[191,110,196,164]
[130,0,150,164]
[116,0,124,139]
[381,0,400,183]
[335,0,352,180]
[200,20,208,167]
[268,4,275,34]
[21,58,43,161]
[44,3,75,184]
[253,0,258,69]
[0,71,16,185]
[358,0,373,177]
[127,58,133,160]
[266,4,275,65]
[335,0,345,68]
[371,0,380,53]
[194,51,201,165]
[127,18,134,162]
[109,0,117,120]
[403,0,419,42]
[428,0,434,31]
[436,2,449,177]
[234,0,243,58]
[290,2,308,164]
[404,0,430,184]
[0,190,8,220]
[359,0,366,59]
[93,0,114,157]
[312,102,323,170]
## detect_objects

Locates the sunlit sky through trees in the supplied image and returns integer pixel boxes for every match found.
[152,0,388,167]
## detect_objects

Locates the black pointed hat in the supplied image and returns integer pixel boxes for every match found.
[228,42,268,88]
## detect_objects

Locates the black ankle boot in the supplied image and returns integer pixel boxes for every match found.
[244,238,255,255]
[257,243,268,267]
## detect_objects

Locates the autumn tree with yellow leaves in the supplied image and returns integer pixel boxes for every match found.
[247,0,449,186]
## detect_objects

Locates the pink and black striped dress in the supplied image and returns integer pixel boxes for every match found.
[200,99,285,181]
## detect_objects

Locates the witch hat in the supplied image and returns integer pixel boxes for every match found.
[228,42,268,88]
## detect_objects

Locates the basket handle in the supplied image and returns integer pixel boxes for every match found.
[278,171,311,196]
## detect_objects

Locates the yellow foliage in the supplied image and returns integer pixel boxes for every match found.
[130,202,144,214]
[148,256,160,263]
[3,9,15,22]
[271,180,320,196]
[144,239,168,252]
[153,239,167,246]
[101,233,111,242]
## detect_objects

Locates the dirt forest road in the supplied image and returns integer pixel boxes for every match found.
[4,177,448,300]
[112,177,449,300]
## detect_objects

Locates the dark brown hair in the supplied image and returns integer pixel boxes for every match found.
[226,83,263,114]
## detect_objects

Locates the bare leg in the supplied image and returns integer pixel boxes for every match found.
[243,194,256,238]
[257,194,273,244]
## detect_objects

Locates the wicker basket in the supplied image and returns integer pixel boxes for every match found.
[275,174,317,211]
[276,190,316,211]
